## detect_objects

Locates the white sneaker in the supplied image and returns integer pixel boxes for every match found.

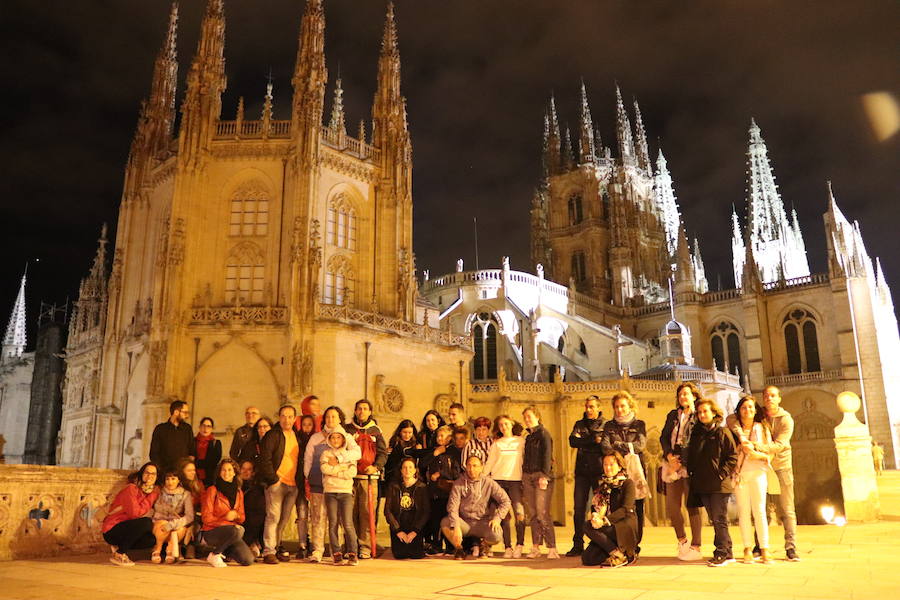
[546,548,560,559]
[109,552,134,567]
[527,546,541,559]
[681,546,703,561]
[503,547,514,558]
[512,545,524,558]
[676,539,690,560]
[309,550,323,563]
[207,552,227,568]
[471,545,480,558]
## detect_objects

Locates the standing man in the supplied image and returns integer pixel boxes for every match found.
[345,399,388,559]
[229,406,261,461]
[149,400,193,473]
[566,395,605,556]
[759,386,800,561]
[448,403,474,431]
[257,405,301,564]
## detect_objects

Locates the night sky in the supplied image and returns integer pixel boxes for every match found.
[2,0,898,346]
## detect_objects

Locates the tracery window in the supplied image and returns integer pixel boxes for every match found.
[326,194,357,251]
[225,242,265,305]
[783,309,820,374]
[229,183,269,236]
[323,255,355,306]
[471,312,498,381]
[571,251,587,284]
[710,321,743,377]
[568,193,584,226]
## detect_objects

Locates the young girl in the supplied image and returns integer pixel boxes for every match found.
[484,415,525,558]
[384,457,430,559]
[151,469,194,564]
[421,425,460,555]
[200,458,254,567]
[582,453,638,568]
[522,406,558,559]
[729,396,774,564]
[194,417,223,487]
[176,457,204,559]
[102,462,160,566]
[320,429,359,565]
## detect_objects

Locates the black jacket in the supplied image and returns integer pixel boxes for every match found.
[660,408,695,460]
[384,480,430,534]
[568,413,605,476]
[229,423,254,461]
[149,420,194,472]
[590,478,637,555]
[523,424,553,476]
[686,419,738,494]
[601,418,647,469]
[193,437,223,487]
[256,427,302,487]
[423,446,461,499]
[384,441,417,488]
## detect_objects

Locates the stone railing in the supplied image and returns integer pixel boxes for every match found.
[0,464,128,561]
[213,119,292,140]
[469,376,686,399]
[635,367,742,388]
[188,305,288,326]
[763,273,829,293]
[320,126,381,162]
[765,369,842,387]
[315,303,471,349]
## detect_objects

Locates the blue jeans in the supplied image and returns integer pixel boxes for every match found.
[699,492,733,560]
[325,492,358,556]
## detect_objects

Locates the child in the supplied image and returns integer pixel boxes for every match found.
[151,470,194,564]
[422,425,461,555]
[320,430,359,565]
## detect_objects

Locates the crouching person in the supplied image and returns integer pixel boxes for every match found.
[151,469,194,564]
[441,455,511,560]
[384,457,430,559]
[200,459,254,567]
[581,453,637,568]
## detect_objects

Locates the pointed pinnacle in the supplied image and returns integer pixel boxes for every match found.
[164,3,179,57]
[381,1,399,55]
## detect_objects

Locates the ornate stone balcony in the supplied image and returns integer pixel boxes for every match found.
[315,303,470,349]
[765,369,843,387]
[187,305,288,326]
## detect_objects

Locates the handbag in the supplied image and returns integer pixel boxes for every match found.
[624,442,651,500]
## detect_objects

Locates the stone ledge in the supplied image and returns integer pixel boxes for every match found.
[0,464,128,561]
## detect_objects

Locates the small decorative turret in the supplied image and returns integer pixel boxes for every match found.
[329,76,347,136]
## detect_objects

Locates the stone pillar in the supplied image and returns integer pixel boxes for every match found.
[834,391,880,522]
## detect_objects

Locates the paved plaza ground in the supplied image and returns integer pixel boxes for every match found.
[3,472,900,600]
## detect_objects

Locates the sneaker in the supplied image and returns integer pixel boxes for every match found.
[184,544,196,560]
[759,549,772,564]
[565,545,584,557]
[164,554,177,565]
[527,546,541,559]
[359,550,372,559]
[347,553,359,566]
[471,545,480,558]
[707,555,730,567]
[681,546,703,561]
[785,548,801,562]
[207,552,227,568]
[263,553,279,565]
[276,546,291,562]
[512,545,524,559]
[546,548,560,560]
[752,544,761,558]
[151,551,162,564]
[479,541,492,559]
[676,539,689,560]
[332,552,343,565]
[309,550,323,563]
[454,548,466,560]
[601,550,626,568]
[109,552,135,567]
[743,548,755,564]
[625,553,638,566]
[295,546,308,560]
[503,547,514,559]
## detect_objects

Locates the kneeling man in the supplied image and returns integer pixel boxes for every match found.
[441,455,511,560]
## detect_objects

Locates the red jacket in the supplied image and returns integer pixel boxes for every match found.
[102,483,160,533]
[201,485,245,531]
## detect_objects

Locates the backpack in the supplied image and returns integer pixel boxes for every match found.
[356,428,378,472]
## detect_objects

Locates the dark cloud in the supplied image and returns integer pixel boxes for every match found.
[1,0,898,342]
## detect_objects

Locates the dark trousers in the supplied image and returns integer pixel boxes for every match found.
[699,493,733,560]
[571,474,598,548]
[102,517,154,553]
[201,525,254,565]
[497,479,525,548]
[635,498,645,548]
[581,523,618,566]
[425,497,451,552]
[390,530,426,559]
[242,510,265,549]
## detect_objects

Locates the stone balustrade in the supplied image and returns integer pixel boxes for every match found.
[0,464,128,561]
[765,369,842,387]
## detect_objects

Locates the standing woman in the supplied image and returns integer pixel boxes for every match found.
[601,391,647,552]
[730,396,774,564]
[659,382,702,561]
[418,410,445,450]
[238,417,273,465]
[686,398,738,567]
[384,419,419,489]
[102,462,160,566]
[200,458,254,567]
[194,417,223,487]
[384,457,430,559]
[484,415,526,558]
[521,406,559,559]
[581,453,638,567]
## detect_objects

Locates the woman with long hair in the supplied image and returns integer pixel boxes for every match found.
[418,409,445,449]
[483,414,525,558]
[384,457,430,559]
[522,406,558,559]
[294,414,316,559]
[239,459,266,559]
[581,453,638,567]
[659,382,702,561]
[102,462,160,566]
[601,391,647,553]
[176,457,204,559]
[384,419,419,489]
[729,396,774,563]
[194,417,223,487]
[200,458,254,567]
[237,416,273,465]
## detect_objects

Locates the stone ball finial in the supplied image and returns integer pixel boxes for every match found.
[837,391,861,414]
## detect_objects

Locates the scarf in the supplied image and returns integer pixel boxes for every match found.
[593,471,628,511]
[614,412,635,426]
[139,482,156,495]
[195,432,214,481]
[215,476,238,508]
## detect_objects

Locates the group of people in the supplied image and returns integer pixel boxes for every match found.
[101,383,800,570]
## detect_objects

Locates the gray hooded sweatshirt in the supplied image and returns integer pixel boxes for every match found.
[446,473,511,528]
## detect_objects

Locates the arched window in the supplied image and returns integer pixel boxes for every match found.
[471,312,498,380]
[229,182,269,236]
[323,255,354,306]
[225,242,265,304]
[568,193,584,226]
[710,321,743,377]
[783,308,820,374]
[326,194,357,251]
[571,251,587,284]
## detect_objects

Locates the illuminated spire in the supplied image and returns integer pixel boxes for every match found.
[2,267,27,361]
[653,149,680,256]
[329,76,347,135]
[615,84,634,161]
[732,205,745,287]
[633,98,651,172]
[578,80,595,164]
[546,95,561,175]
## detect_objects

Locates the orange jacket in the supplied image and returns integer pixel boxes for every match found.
[200,485,245,531]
